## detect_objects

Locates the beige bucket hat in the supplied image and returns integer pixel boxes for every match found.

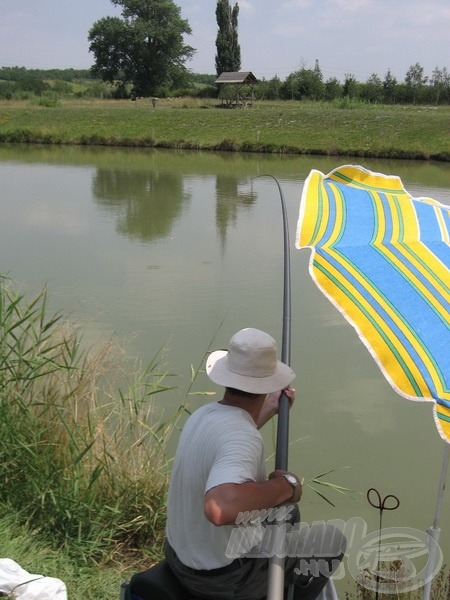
[206,328,295,394]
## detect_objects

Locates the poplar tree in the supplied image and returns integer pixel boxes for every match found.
[215,0,241,75]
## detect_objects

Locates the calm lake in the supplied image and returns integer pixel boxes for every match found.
[1,144,449,587]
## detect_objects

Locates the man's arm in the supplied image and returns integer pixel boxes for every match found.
[256,387,295,429]
[204,470,301,526]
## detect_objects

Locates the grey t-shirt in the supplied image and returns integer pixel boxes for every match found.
[166,402,266,569]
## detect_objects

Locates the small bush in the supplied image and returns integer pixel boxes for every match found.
[32,96,61,107]
[331,97,372,110]
[194,85,218,99]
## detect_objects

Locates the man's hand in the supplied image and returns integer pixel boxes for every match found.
[268,469,302,504]
[256,386,295,429]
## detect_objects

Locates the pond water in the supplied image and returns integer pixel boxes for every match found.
[1,144,449,589]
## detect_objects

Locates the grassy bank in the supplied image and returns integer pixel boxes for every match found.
[0,513,129,600]
[0,276,187,597]
[0,98,449,160]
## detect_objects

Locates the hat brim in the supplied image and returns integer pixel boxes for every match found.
[206,350,295,394]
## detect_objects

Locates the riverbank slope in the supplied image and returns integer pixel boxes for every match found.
[0,98,448,160]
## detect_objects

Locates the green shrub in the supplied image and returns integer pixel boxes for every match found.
[32,96,61,107]
[331,96,372,109]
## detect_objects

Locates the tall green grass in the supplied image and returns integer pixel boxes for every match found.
[0,275,182,565]
[0,512,126,599]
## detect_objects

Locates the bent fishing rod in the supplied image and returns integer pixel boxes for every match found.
[254,175,291,465]
[254,175,292,600]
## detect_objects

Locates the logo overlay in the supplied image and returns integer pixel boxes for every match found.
[225,510,443,592]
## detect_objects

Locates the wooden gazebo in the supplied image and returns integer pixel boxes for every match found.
[215,71,259,107]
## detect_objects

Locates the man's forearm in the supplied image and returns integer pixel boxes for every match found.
[204,478,295,526]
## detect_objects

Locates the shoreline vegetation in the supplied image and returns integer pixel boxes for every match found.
[0,277,183,598]
[0,98,449,161]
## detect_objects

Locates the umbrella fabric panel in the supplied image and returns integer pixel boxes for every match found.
[296,165,450,442]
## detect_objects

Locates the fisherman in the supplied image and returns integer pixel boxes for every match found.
[165,327,346,599]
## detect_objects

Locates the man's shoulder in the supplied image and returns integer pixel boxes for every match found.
[187,402,256,433]
[189,402,219,419]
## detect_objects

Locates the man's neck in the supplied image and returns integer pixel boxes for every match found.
[219,390,267,424]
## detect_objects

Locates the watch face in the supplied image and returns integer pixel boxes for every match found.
[286,474,297,486]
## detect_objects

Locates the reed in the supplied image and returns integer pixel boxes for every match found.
[0,275,183,564]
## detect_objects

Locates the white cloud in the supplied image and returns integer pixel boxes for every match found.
[281,0,313,9]
[330,0,372,11]
[238,1,256,13]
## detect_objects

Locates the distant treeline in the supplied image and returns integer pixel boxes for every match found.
[0,66,95,99]
[256,62,450,106]
[0,63,448,105]
[0,66,217,100]
[0,66,93,82]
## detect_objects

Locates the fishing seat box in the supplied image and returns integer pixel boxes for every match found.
[121,559,293,600]
[122,559,200,600]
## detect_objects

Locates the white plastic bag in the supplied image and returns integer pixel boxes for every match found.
[0,558,67,600]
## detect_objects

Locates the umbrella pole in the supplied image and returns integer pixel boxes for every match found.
[422,442,450,600]
[260,176,292,600]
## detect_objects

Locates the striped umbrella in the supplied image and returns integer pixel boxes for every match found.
[295,165,450,598]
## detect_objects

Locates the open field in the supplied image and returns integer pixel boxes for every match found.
[0,98,449,160]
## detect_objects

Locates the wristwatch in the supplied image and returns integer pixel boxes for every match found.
[281,473,299,499]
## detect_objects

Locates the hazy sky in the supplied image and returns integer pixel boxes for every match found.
[0,0,448,82]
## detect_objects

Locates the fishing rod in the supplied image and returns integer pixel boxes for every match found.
[254,174,291,464]
[253,175,292,600]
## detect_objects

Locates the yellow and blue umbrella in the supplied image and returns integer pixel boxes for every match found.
[296,164,450,599]
[296,164,450,441]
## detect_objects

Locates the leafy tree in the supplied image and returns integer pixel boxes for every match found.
[0,82,14,99]
[191,73,216,86]
[17,74,51,95]
[88,0,194,97]
[52,80,73,96]
[215,0,241,75]
[404,62,427,104]
[343,73,359,98]
[257,76,282,100]
[267,76,283,100]
[430,66,450,104]
[324,77,342,101]
[313,59,322,81]
[361,73,383,103]
[383,69,398,103]
[281,62,324,101]
[0,66,28,82]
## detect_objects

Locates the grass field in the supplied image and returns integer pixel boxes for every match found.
[0,97,449,160]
